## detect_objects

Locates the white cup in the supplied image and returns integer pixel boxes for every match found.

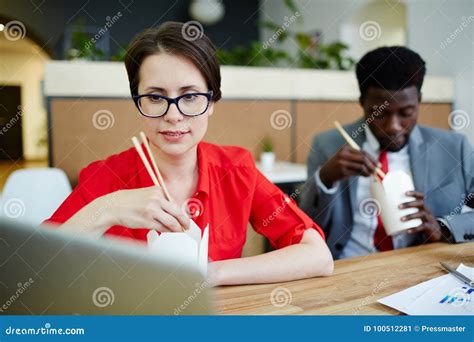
[370,170,422,236]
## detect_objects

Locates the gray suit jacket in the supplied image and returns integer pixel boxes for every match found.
[300,118,474,259]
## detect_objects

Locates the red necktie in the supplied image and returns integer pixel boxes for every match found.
[373,150,394,251]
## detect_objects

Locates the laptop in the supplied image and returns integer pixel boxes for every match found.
[0,217,212,315]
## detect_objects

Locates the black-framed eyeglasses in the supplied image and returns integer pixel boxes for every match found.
[133,91,213,118]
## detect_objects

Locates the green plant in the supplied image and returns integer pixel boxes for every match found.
[296,40,356,70]
[66,19,105,61]
[217,41,291,67]
[216,0,355,70]
[110,48,127,62]
[262,137,274,153]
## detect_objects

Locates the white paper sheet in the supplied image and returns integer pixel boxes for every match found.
[377,275,448,314]
[147,220,209,276]
[405,264,473,315]
[378,264,474,315]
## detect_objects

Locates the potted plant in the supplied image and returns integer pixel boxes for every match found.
[260,136,275,170]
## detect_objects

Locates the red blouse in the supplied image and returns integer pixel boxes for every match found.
[45,142,324,261]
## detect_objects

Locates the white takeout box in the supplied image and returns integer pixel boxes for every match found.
[147,220,209,276]
[370,170,423,236]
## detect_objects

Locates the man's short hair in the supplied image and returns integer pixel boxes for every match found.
[356,46,426,99]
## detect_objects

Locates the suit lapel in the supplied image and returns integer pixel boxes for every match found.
[408,125,427,193]
[345,119,367,222]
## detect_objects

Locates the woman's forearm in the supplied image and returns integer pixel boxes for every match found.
[56,194,116,237]
[208,229,334,286]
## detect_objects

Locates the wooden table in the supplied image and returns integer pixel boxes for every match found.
[212,242,474,315]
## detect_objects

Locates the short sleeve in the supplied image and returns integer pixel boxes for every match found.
[249,170,325,250]
[43,161,113,226]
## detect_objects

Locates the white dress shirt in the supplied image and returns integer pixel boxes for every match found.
[315,126,418,258]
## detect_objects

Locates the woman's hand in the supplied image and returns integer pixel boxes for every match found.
[107,186,190,232]
[60,186,190,237]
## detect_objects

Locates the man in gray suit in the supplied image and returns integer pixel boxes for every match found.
[300,46,473,259]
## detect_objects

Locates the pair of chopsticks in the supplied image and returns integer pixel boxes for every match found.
[132,132,189,232]
[131,131,173,202]
[334,121,387,179]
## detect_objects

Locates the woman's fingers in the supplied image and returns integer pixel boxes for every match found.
[152,209,183,232]
[113,186,192,233]
[160,199,190,230]
[149,186,190,231]
[130,214,174,233]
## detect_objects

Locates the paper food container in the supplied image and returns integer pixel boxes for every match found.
[147,220,209,276]
[370,170,422,236]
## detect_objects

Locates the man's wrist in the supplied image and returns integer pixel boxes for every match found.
[437,218,454,243]
[319,167,334,189]
[315,168,339,194]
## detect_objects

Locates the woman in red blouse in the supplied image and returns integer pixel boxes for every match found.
[45,21,333,286]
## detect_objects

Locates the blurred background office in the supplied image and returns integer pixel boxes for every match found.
[0,0,472,253]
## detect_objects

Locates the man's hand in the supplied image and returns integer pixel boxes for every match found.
[319,145,379,188]
[399,191,452,242]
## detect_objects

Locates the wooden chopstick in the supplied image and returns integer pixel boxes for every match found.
[139,132,173,203]
[132,133,187,232]
[131,136,161,187]
[334,121,387,179]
